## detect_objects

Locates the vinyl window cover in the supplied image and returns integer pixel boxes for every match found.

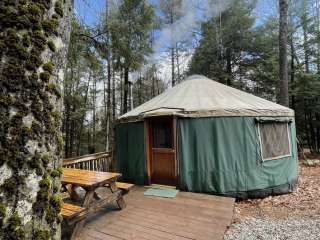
[258,122,291,161]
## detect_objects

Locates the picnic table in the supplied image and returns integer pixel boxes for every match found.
[62,168,126,239]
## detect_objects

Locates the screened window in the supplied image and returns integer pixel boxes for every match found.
[258,122,291,161]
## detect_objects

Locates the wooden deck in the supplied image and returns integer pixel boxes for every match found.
[78,187,235,240]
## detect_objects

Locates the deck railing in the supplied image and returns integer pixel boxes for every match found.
[62,151,114,172]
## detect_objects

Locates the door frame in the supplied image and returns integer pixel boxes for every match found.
[144,116,178,186]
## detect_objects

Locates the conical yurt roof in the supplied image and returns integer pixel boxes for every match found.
[119,75,294,122]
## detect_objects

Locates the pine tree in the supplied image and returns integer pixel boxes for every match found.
[109,0,154,114]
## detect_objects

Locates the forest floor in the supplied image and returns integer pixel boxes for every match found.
[224,157,320,240]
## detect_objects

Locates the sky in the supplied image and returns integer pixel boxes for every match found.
[74,0,277,84]
[74,0,277,28]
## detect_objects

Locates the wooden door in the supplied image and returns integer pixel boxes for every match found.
[148,117,176,186]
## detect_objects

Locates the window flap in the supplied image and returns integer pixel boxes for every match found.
[255,117,292,124]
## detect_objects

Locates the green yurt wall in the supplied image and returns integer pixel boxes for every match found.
[178,116,298,197]
[115,121,145,185]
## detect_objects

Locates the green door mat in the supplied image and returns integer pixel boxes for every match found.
[144,188,179,198]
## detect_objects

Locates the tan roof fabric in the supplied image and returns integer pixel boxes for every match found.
[119,75,294,121]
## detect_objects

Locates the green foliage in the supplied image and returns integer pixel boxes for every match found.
[110,0,154,71]
[189,0,256,86]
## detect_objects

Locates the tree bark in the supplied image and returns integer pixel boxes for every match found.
[226,47,232,86]
[290,31,295,110]
[123,67,129,113]
[92,74,96,153]
[175,43,180,83]
[170,5,175,87]
[77,75,91,156]
[301,12,310,73]
[0,0,73,239]
[112,64,116,122]
[278,0,289,107]
[171,47,175,87]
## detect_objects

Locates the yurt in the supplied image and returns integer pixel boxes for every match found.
[115,75,298,198]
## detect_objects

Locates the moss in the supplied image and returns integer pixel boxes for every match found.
[56,133,64,152]
[32,31,47,49]
[40,72,51,82]
[52,184,60,193]
[28,4,42,16]
[31,120,42,137]
[47,40,56,52]
[54,1,64,17]
[50,195,62,211]
[22,34,31,47]
[12,44,29,60]
[29,73,38,82]
[0,39,5,52]
[5,29,19,48]
[45,195,62,224]
[47,83,61,98]
[42,19,59,36]
[42,62,54,74]
[38,0,52,10]
[0,204,6,227]
[31,99,43,117]
[51,14,59,20]
[1,178,16,196]
[5,213,25,240]
[16,15,32,29]
[26,48,43,71]
[7,212,21,230]
[41,154,50,168]
[50,111,62,122]
[35,176,51,211]
[34,229,51,240]
[28,151,43,175]
[39,176,51,190]
[13,228,26,240]
[50,167,63,178]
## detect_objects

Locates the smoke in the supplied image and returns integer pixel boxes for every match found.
[150,0,234,61]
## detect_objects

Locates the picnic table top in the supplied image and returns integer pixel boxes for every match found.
[62,168,121,188]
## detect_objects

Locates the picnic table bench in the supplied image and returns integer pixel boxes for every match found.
[61,168,125,239]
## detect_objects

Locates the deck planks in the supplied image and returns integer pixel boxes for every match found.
[79,187,235,240]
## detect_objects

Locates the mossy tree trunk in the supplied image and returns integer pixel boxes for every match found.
[0,0,73,239]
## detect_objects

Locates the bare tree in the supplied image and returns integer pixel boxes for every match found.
[278,0,289,106]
